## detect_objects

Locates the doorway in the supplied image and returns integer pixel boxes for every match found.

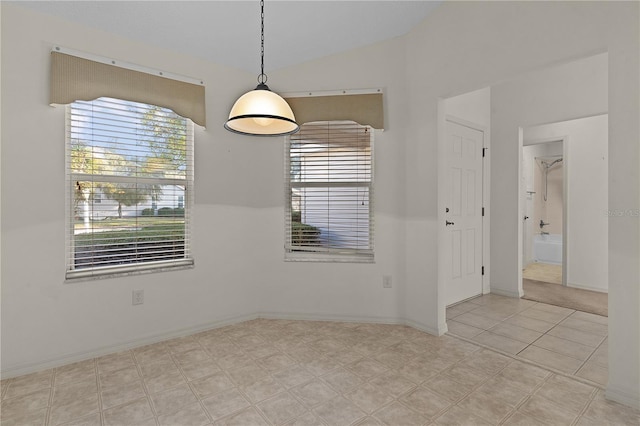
[519,115,609,316]
[443,118,485,306]
[521,139,565,286]
[438,87,491,311]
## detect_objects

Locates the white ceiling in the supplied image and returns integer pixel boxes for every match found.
[15,1,441,74]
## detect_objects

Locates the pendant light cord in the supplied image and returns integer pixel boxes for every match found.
[259,0,267,85]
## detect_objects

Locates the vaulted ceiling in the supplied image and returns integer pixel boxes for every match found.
[15,1,442,73]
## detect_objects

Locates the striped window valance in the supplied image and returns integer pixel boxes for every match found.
[50,51,206,127]
[284,92,384,130]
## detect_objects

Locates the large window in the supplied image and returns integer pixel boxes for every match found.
[66,97,194,279]
[285,121,374,261]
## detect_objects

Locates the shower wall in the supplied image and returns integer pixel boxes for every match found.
[522,142,563,266]
[534,152,564,236]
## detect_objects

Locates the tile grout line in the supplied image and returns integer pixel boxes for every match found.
[497,373,552,426]
[469,354,524,426]
[570,386,600,426]
[467,301,551,360]
[95,358,106,426]
[49,365,60,426]
[195,335,281,426]
[134,350,157,424]
[45,378,53,426]
[458,299,606,382]
[446,331,606,391]
[177,340,217,425]
[429,345,512,424]
[516,316,603,381]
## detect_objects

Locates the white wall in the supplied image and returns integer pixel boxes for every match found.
[443,87,491,129]
[524,115,609,292]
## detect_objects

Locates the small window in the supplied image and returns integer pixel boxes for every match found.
[285,121,374,262]
[66,97,194,279]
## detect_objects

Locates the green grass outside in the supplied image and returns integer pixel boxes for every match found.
[74,216,182,230]
[74,217,185,246]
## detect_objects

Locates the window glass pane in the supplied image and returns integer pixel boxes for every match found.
[287,121,373,258]
[67,97,193,278]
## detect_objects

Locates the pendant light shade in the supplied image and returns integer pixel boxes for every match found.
[225,1,299,136]
[225,83,299,136]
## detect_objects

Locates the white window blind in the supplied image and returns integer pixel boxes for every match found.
[285,121,374,261]
[66,97,194,279]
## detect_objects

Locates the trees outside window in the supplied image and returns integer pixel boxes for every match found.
[67,97,194,279]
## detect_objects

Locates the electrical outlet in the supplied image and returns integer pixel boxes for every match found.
[383,275,392,288]
[132,290,144,305]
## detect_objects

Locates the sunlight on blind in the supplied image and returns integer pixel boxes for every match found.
[66,97,194,279]
[285,121,374,261]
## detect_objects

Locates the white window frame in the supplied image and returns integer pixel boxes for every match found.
[285,121,375,263]
[65,98,194,281]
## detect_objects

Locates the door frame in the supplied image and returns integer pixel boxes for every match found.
[437,106,491,327]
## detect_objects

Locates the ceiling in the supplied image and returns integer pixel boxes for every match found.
[15,1,441,74]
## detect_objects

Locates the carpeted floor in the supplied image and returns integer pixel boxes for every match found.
[523,279,608,317]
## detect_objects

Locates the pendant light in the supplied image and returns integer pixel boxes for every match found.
[225,0,299,136]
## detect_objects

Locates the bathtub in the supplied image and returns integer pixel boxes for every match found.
[534,233,563,265]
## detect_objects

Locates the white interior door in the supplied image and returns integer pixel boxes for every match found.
[445,119,484,306]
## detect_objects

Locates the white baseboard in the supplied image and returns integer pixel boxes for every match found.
[259,312,447,336]
[1,312,442,379]
[490,287,523,298]
[1,312,258,379]
[606,385,640,410]
[405,319,447,336]
[257,311,404,326]
[567,282,609,293]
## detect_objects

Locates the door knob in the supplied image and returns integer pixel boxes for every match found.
[446,221,455,226]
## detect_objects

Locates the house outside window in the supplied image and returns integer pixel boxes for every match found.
[66,97,194,279]
[285,121,374,262]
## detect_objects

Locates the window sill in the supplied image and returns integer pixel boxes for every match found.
[284,252,374,264]
[65,259,194,283]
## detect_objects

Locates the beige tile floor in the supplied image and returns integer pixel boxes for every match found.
[523,263,563,285]
[1,297,638,426]
[447,294,609,386]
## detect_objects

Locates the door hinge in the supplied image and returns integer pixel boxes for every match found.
[482,148,487,157]
[482,207,485,216]
[482,266,485,276]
